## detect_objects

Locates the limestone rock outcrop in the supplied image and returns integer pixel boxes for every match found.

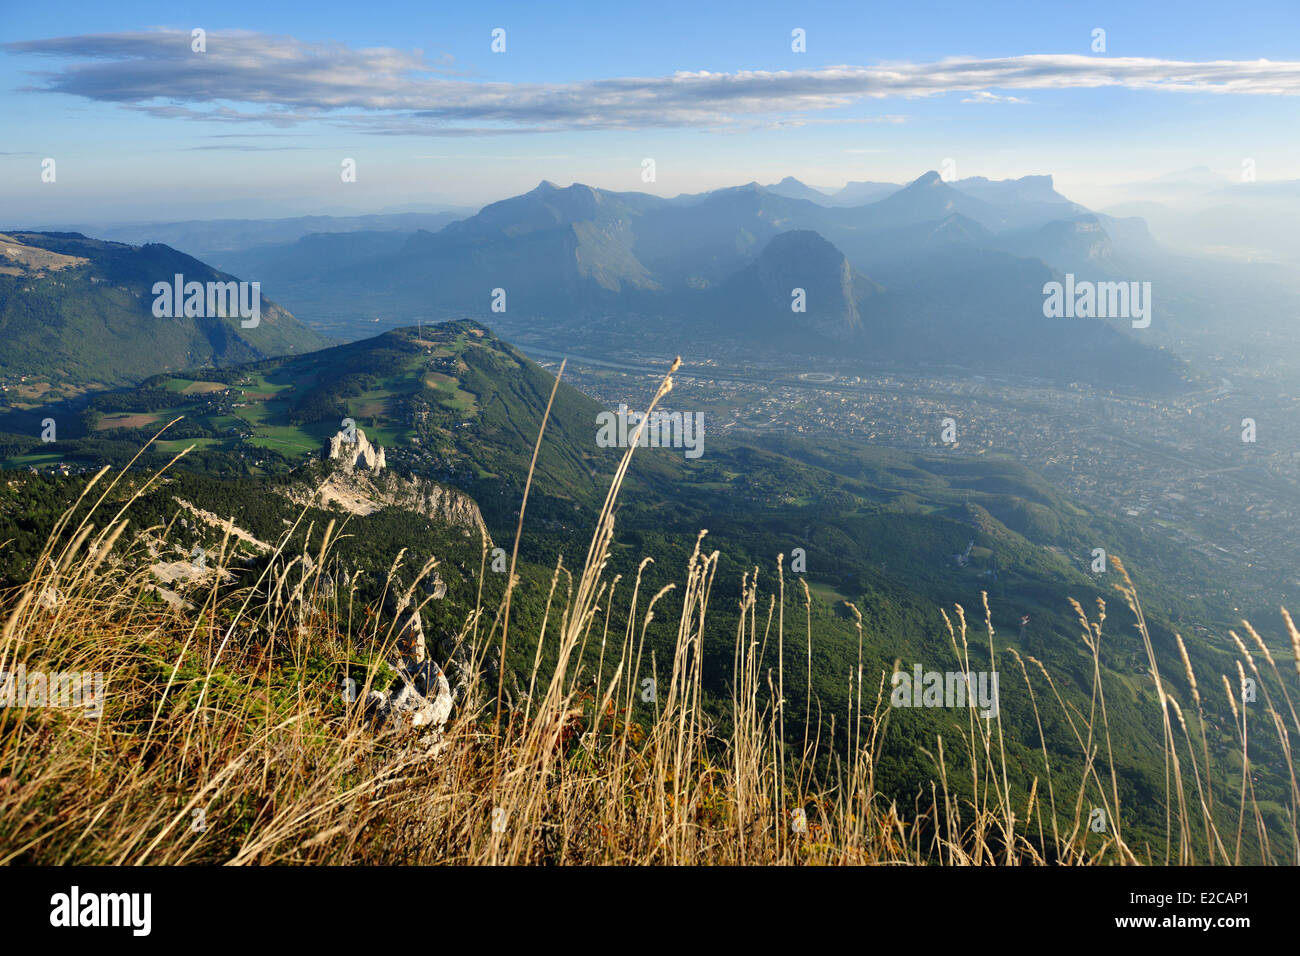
[363,596,454,749]
[326,426,387,472]
[290,466,491,545]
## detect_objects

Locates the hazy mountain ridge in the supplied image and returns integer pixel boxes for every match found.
[199,171,1194,389]
[3,171,1221,393]
[54,210,476,260]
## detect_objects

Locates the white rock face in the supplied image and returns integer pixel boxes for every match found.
[326,427,387,472]
[290,466,491,545]
[364,603,454,749]
[371,674,452,730]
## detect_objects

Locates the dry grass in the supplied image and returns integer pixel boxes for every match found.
[0,371,1296,866]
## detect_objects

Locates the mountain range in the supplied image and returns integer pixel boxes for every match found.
[17,167,1292,411]
[202,171,1193,390]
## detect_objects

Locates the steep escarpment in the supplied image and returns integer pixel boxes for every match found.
[306,424,490,541]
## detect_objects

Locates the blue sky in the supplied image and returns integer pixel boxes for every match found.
[2,0,1299,223]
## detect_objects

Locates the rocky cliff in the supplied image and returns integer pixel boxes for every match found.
[292,465,492,546]
[326,426,387,472]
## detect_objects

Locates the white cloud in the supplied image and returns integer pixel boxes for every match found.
[7,30,1300,135]
[961,91,1029,104]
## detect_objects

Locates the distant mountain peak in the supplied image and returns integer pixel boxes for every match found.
[759,228,843,260]
[761,176,835,205]
[724,229,871,342]
[913,171,945,187]
[946,174,1076,212]
[957,174,1056,188]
